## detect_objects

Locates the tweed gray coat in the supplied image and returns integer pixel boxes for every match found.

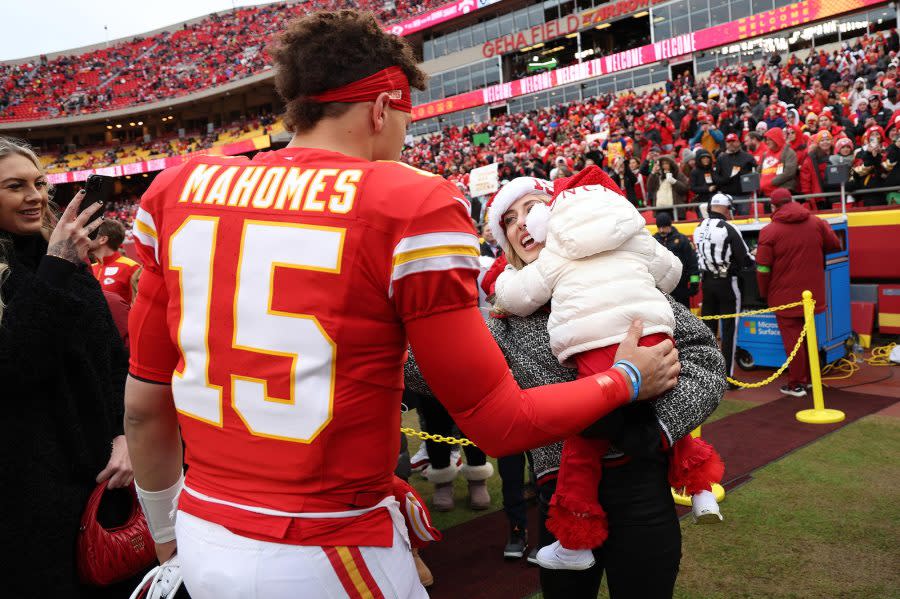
[404,295,726,479]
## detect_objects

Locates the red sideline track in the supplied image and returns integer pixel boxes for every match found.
[419,388,898,599]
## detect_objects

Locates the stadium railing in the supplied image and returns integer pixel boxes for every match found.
[639,187,900,223]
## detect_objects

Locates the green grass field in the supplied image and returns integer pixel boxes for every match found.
[405,407,900,599]
[674,415,900,599]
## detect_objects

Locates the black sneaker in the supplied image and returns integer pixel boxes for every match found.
[526,546,540,566]
[780,383,807,397]
[504,527,528,559]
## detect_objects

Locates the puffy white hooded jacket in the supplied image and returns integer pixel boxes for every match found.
[494,184,682,365]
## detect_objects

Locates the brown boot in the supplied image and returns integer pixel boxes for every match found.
[462,463,494,511]
[426,464,459,512]
[412,548,434,587]
[467,480,491,510]
[432,482,455,511]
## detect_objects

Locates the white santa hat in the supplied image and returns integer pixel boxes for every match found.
[485,177,553,254]
[488,167,631,255]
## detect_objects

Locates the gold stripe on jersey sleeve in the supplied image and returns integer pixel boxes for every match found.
[392,244,480,267]
[134,218,158,239]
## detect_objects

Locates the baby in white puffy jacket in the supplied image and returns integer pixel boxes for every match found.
[491,167,723,571]
[494,175,681,364]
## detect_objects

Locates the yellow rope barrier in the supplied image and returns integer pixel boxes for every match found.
[402,323,808,443]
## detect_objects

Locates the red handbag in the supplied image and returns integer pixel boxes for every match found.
[77,480,156,586]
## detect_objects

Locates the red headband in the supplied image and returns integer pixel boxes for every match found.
[310,66,412,113]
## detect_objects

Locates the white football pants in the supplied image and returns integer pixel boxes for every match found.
[175,510,428,599]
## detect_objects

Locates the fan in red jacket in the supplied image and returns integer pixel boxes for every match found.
[756,189,842,397]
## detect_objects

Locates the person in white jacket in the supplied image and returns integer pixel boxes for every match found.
[487,167,724,571]
[494,172,681,363]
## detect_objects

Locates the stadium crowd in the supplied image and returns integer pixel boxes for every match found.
[403,29,900,210]
[0,0,446,121]
[13,11,900,215]
[34,29,900,230]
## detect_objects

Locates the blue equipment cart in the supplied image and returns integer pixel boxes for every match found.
[733,217,852,370]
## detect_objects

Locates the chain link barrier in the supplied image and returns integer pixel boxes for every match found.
[698,300,808,389]
[726,321,808,388]
[402,297,825,443]
[400,427,475,447]
[697,301,803,321]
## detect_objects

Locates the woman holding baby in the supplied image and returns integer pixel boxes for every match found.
[406,168,726,599]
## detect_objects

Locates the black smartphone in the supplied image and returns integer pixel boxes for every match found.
[80,174,113,237]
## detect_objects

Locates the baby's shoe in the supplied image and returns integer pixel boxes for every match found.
[691,489,723,524]
[534,541,596,570]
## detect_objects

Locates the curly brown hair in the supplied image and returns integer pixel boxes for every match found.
[270,10,427,133]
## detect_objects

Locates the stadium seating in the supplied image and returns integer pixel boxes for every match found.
[0,0,447,122]
[41,117,283,173]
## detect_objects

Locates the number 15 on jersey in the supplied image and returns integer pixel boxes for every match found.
[169,216,344,444]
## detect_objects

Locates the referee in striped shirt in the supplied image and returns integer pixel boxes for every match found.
[693,193,752,387]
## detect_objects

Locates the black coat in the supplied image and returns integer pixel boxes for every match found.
[0,232,128,598]
[715,149,757,196]
[689,150,717,203]
[853,149,888,200]
[610,167,639,206]
[480,241,501,258]
[654,229,699,301]
[883,143,900,188]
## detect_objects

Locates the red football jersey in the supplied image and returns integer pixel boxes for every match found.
[129,148,480,547]
[92,251,141,303]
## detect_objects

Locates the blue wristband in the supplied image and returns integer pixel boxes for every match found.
[613,359,641,402]
[615,359,643,392]
[622,367,639,403]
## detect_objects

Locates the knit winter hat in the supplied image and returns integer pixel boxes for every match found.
[485,177,553,254]
[811,130,833,146]
[862,125,886,146]
[834,137,855,154]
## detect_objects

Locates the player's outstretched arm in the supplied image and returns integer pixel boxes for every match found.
[406,308,678,456]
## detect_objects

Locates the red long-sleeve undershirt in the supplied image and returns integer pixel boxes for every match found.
[406,307,632,457]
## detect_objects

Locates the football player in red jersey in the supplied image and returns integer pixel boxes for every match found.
[124,11,680,599]
[90,219,141,303]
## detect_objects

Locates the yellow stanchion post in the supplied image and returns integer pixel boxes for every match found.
[671,426,726,506]
[795,290,846,424]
